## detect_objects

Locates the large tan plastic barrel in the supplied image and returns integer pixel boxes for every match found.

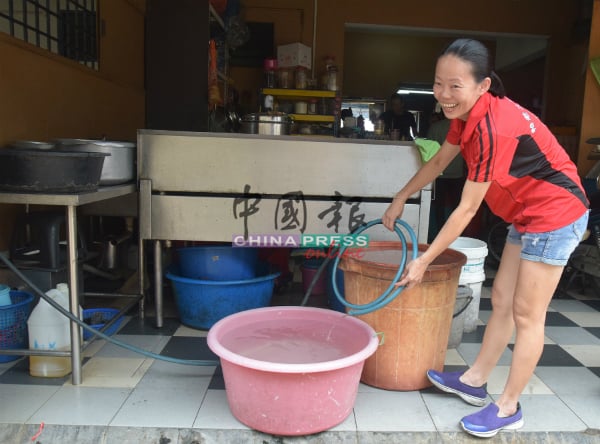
[340,242,466,390]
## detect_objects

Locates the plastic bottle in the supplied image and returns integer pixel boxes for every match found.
[28,284,72,377]
[0,284,11,306]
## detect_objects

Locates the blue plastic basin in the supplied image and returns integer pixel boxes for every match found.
[177,246,259,281]
[82,308,124,340]
[166,267,280,330]
[0,290,34,363]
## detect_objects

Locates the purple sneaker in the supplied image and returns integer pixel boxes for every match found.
[426,369,487,406]
[460,403,524,438]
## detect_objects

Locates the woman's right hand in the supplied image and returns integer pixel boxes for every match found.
[382,196,406,231]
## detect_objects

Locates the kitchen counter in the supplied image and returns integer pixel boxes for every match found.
[137,130,432,327]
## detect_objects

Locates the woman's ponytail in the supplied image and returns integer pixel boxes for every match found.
[489,71,506,98]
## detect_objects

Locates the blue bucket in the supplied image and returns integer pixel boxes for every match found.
[326,260,346,313]
[177,246,259,281]
[166,267,280,330]
[0,290,34,363]
[82,308,125,340]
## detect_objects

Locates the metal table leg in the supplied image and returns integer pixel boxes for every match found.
[154,240,163,328]
[66,205,82,385]
[138,238,145,319]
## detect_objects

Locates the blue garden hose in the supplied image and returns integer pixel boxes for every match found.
[300,218,419,316]
[0,252,218,366]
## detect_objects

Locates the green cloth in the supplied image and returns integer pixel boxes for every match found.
[414,138,441,163]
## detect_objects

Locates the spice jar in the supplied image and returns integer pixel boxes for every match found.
[295,67,308,89]
[263,58,277,88]
[278,68,292,88]
[327,65,339,91]
[294,101,308,114]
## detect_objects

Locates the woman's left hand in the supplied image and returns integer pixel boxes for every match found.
[395,257,429,289]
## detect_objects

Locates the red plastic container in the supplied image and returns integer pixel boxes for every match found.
[207,306,378,436]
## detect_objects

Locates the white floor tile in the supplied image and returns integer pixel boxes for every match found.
[139,359,217,385]
[111,380,210,428]
[353,390,435,432]
[357,382,386,393]
[561,345,600,367]
[549,299,599,313]
[173,325,208,337]
[327,410,357,432]
[82,339,107,358]
[561,311,600,327]
[27,386,130,426]
[444,348,466,365]
[193,389,249,430]
[544,327,600,345]
[517,395,587,432]
[64,357,153,388]
[0,384,59,423]
[457,343,512,366]
[421,392,487,432]
[94,334,170,359]
[485,366,554,395]
[534,367,600,396]
[560,395,600,429]
[0,359,18,376]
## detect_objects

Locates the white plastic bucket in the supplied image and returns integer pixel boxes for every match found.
[450,237,488,275]
[450,237,488,333]
[459,271,485,333]
[448,285,473,348]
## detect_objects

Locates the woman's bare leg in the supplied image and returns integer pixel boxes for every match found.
[460,242,521,387]
[494,260,563,416]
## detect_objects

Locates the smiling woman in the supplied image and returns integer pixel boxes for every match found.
[382,38,589,439]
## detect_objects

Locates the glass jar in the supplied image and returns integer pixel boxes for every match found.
[263,58,277,88]
[327,65,339,92]
[278,68,292,89]
[295,67,308,89]
[294,101,308,114]
[308,99,318,114]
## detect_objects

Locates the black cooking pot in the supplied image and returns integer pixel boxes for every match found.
[0,148,108,193]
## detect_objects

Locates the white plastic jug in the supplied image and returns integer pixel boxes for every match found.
[27,285,72,377]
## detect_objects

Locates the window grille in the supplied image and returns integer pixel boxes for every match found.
[0,0,98,70]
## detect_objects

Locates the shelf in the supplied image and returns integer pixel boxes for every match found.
[290,114,335,122]
[208,3,225,30]
[262,88,337,98]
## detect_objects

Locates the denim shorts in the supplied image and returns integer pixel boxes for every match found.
[505,211,589,266]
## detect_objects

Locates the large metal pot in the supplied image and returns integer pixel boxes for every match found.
[241,113,293,135]
[54,139,136,185]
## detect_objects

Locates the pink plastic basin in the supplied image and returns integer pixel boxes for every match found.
[207,306,379,436]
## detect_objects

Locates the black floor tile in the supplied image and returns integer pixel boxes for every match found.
[461,325,486,343]
[545,312,578,327]
[581,299,600,311]
[117,316,181,336]
[442,364,469,373]
[508,344,583,367]
[208,365,226,390]
[0,357,88,385]
[479,298,492,310]
[588,367,600,379]
[160,336,218,362]
[585,327,600,340]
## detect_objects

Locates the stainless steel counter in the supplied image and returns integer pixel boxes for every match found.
[0,183,139,385]
[138,130,432,327]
